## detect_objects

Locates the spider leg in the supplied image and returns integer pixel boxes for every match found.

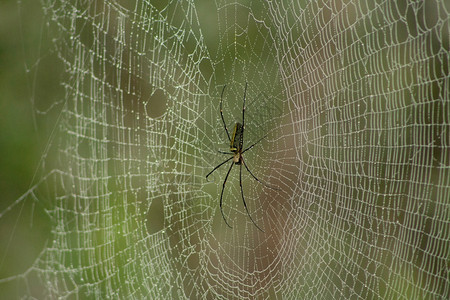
[219,162,235,228]
[240,162,265,232]
[242,158,280,191]
[218,150,233,155]
[241,82,248,144]
[220,85,231,142]
[206,156,234,181]
[242,134,268,154]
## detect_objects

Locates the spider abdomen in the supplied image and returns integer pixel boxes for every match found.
[230,122,243,152]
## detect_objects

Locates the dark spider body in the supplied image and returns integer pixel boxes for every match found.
[231,123,244,163]
[206,83,278,232]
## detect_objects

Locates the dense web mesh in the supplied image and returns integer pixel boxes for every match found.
[1,0,449,298]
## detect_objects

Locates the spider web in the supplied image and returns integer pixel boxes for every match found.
[1,0,449,298]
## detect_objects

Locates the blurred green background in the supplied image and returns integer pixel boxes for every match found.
[0,0,448,298]
[0,0,58,292]
[0,0,38,204]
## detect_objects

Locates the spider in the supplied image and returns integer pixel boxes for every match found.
[206,83,278,232]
